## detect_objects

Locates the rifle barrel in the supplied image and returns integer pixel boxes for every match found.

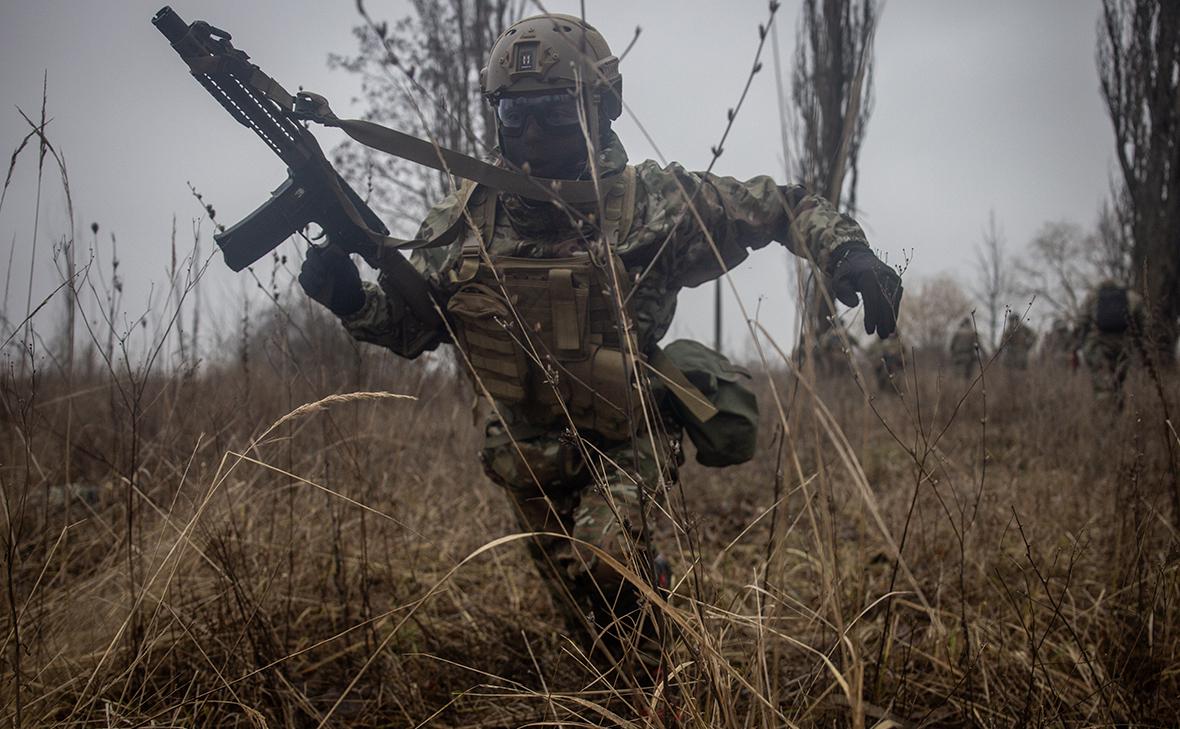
[152,7,188,44]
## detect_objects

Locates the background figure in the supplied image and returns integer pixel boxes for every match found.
[949,316,981,379]
[1000,313,1036,369]
[1040,317,1078,370]
[867,331,905,393]
[808,326,857,379]
[1075,280,1145,402]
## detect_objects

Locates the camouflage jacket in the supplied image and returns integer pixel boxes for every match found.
[342,132,868,359]
[949,325,978,358]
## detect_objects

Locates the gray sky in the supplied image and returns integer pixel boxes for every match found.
[0,0,1114,358]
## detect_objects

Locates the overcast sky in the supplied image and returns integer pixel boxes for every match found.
[0,0,1113,358]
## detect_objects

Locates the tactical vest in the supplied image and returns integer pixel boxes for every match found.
[443,167,646,440]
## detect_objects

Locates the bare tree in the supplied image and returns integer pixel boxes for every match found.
[902,272,972,352]
[1016,221,1097,323]
[1097,0,1180,357]
[785,0,878,340]
[789,0,877,210]
[1092,194,1134,286]
[329,0,520,235]
[971,211,1014,351]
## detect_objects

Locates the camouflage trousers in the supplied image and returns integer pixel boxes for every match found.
[480,415,682,678]
[1083,333,1132,401]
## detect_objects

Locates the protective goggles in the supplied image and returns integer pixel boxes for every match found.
[496,93,582,132]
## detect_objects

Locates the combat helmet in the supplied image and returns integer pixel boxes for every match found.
[481,14,623,131]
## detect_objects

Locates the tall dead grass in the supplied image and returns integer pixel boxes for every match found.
[2,44,1178,728]
[2,318,1177,727]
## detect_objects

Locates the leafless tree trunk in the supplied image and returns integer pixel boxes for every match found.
[972,211,1013,351]
[1098,0,1180,358]
[787,0,878,336]
[790,0,877,211]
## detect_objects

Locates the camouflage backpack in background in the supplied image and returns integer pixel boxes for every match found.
[1095,285,1131,334]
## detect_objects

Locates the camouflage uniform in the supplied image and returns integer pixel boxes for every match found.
[866,332,905,393]
[805,326,855,378]
[949,317,980,379]
[1000,314,1036,370]
[1039,318,1077,370]
[339,131,867,662]
[1076,284,1145,400]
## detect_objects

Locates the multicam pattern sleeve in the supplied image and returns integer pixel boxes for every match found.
[338,189,470,359]
[621,161,869,289]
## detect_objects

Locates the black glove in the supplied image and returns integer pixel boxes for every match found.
[828,241,903,339]
[298,245,366,317]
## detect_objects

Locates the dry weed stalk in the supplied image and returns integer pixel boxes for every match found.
[2,8,1178,729]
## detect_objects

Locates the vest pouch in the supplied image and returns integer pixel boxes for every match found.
[447,283,531,402]
[535,344,635,441]
[495,260,594,362]
[660,339,759,467]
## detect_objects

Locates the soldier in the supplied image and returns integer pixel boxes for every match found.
[1076,280,1145,401]
[297,14,902,680]
[805,325,857,379]
[1039,317,1078,370]
[866,331,905,393]
[949,316,980,379]
[1000,312,1036,370]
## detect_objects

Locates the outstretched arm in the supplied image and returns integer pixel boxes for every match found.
[629,163,901,337]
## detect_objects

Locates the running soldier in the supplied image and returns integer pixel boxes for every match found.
[298,14,903,680]
[1000,312,1036,370]
[949,316,980,379]
[1076,280,1145,401]
[867,331,905,393]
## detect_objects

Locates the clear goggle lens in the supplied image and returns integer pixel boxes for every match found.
[496,93,581,130]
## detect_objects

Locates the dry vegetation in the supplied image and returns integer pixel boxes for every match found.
[2,297,1179,727]
[4,22,1179,722]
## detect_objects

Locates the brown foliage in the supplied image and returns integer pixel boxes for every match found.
[3,330,1179,726]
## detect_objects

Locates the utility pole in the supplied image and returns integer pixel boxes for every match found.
[713,281,722,353]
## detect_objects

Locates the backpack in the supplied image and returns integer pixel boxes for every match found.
[655,339,759,468]
[1095,285,1130,334]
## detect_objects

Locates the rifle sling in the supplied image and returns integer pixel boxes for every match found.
[225,65,615,206]
[326,117,611,206]
[186,52,612,295]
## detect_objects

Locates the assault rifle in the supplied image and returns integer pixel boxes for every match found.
[151,6,440,327]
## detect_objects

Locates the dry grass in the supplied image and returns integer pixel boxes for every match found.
[2,321,1178,727]
[3,54,1178,728]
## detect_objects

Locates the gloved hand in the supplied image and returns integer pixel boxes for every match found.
[828,241,903,339]
[298,244,366,317]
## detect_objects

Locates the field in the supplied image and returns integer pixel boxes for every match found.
[2,302,1178,728]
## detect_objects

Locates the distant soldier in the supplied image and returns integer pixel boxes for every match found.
[867,331,905,393]
[1000,312,1036,369]
[1039,317,1077,370]
[1076,280,1145,401]
[810,325,856,379]
[949,316,980,379]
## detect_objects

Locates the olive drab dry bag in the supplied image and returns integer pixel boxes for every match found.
[657,339,759,467]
